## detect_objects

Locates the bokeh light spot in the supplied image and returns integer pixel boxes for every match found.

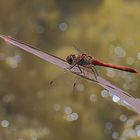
[53,104,61,111]
[136,125,140,137]
[106,69,115,78]
[1,120,9,127]
[137,52,140,60]
[105,122,113,129]
[112,95,120,103]
[70,112,79,121]
[101,90,109,98]
[5,54,22,68]
[112,132,119,139]
[120,114,127,122]
[89,94,97,102]
[64,106,72,115]
[59,22,68,31]
[114,47,126,57]
[126,119,134,127]
[76,83,85,92]
[126,57,134,65]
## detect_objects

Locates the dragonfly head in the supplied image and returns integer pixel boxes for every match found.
[66,54,77,65]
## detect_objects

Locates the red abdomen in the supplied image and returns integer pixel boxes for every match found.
[92,59,138,73]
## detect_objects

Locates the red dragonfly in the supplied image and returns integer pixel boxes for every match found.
[66,53,138,79]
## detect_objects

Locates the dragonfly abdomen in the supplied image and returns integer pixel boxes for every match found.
[92,59,138,73]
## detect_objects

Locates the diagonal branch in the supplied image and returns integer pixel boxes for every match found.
[0,34,140,114]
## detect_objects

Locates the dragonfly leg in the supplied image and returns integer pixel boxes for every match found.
[78,65,88,76]
[92,65,99,76]
[71,64,87,77]
[90,65,99,80]
[77,65,82,73]
[67,63,84,75]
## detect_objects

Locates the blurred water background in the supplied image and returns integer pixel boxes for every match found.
[0,0,140,140]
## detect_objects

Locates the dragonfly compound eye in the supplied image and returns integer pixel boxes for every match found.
[67,57,73,64]
[66,55,76,65]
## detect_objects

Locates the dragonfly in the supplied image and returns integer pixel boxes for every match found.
[66,53,138,79]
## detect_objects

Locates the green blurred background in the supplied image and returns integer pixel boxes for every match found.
[0,0,140,140]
